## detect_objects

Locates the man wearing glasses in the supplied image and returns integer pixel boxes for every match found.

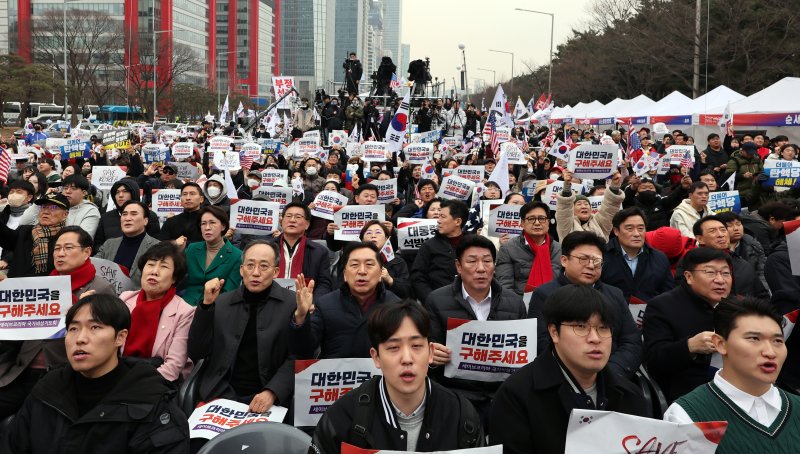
[528,231,642,378]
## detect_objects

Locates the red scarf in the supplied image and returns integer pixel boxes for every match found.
[278,234,306,278]
[524,233,553,293]
[125,287,177,359]
[51,259,96,302]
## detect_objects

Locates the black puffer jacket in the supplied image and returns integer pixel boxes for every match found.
[94,178,161,248]
[410,233,458,300]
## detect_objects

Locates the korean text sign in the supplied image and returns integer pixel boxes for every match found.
[230,200,280,235]
[188,399,287,440]
[708,191,741,214]
[311,190,349,221]
[152,189,183,220]
[567,144,618,179]
[0,276,72,341]
[488,204,523,237]
[438,175,476,201]
[397,218,438,250]
[334,205,385,241]
[763,159,800,187]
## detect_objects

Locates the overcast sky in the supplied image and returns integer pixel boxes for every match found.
[400,0,596,97]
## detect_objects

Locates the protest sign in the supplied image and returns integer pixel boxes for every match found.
[763,159,800,187]
[101,129,131,149]
[444,318,537,382]
[69,128,91,141]
[521,179,538,202]
[294,358,381,427]
[171,142,194,160]
[409,130,441,144]
[442,165,484,184]
[362,141,389,162]
[588,195,604,215]
[329,130,348,147]
[311,190,349,220]
[495,126,511,143]
[173,162,199,180]
[92,166,127,190]
[90,257,134,295]
[334,206,385,241]
[655,154,672,175]
[212,149,241,171]
[208,136,234,151]
[239,142,262,162]
[373,178,398,204]
[342,444,502,454]
[567,144,618,180]
[160,130,177,145]
[405,143,433,165]
[252,186,292,212]
[59,139,91,160]
[708,191,741,214]
[438,175,476,201]
[480,200,504,226]
[188,399,288,440]
[501,141,527,165]
[152,189,183,220]
[259,138,282,156]
[346,142,362,158]
[272,76,296,108]
[442,136,462,149]
[260,168,289,187]
[397,218,438,250]
[564,409,727,454]
[142,144,170,164]
[629,296,647,329]
[230,200,280,235]
[295,138,320,160]
[303,130,321,141]
[667,145,695,166]
[542,181,585,211]
[488,204,523,237]
[0,276,72,341]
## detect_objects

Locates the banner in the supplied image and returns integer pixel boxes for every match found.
[230,200,280,235]
[588,195,604,215]
[362,141,389,162]
[294,358,381,427]
[258,138,282,156]
[373,178,398,204]
[763,159,800,187]
[342,444,502,454]
[311,190,349,220]
[260,169,289,187]
[173,162,199,181]
[240,142,262,162]
[488,204,523,237]
[334,205,385,241]
[272,76,296,109]
[405,143,434,165]
[495,126,511,143]
[501,141,527,165]
[442,165,484,184]
[409,130,441,144]
[152,189,183,220]
[142,144,170,164]
[160,130,177,145]
[438,175,476,201]
[542,181,585,211]
[667,145,695,166]
[212,149,241,171]
[101,129,131,149]
[59,139,91,160]
[92,166,127,191]
[171,142,194,160]
[208,136,234,151]
[90,257,134,295]
[303,130,321,141]
[567,144,618,180]
[708,190,741,214]
[564,409,727,454]
[397,218,438,250]
[252,186,292,212]
[188,399,288,440]
[0,276,72,340]
[444,318,537,382]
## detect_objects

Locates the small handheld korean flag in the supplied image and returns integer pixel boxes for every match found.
[380,240,395,262]
[784,309,799,339]
[236,101,245,118]
[349,124,361,143]
[722,171,736,191]
[633,156,651,177]
[385,90,410,153]
[549,139,570,161]
[718,102,733,137]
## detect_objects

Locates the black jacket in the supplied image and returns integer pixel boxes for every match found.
[5,359,189,454]
[410,233,458,300]
[601,237,676,303]
[622,185,687,231]
[765,242,800,310]
[187,284,296,405]
[489,347,648,454]
[289,284,400,360]
[642,282,715,403]
[310,376,484,454]
[675,250,768,298]
[0,223,55,277]
[156,209,203,244]
[528,273,642,377]
[94,179,161,248]
[424,278,525,402]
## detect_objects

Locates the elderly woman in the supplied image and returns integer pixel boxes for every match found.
[121,241,194,381]
[182,205,242,305]
[346,220,412,298]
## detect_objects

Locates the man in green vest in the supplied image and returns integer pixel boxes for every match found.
[664,297,800,452]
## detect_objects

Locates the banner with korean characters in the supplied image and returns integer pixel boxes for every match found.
[488,204,523,237]
[444,318,537,382]
[564,409,727,454]
[295,138,320,160]
[142,144,170,164]
[494,126,511,143]
[567,144,618,180]
[311,190,349,220]
[92,166,127,191]
[362,141,390,162]
[763,159,800,187]
[59,139,91,160]
[208,136,234,152]
[500,141,528,165]
[588,195,604,215]
[294,358,381,427]
[152,189,183,221]
[253,186,292,213]
[171,142,194,160]
[405,143,433,165]
[373,178,398,204]
[438,175,476,201]
[239,142,262,163]
[442,165,484,184]
[334,205,385,241]
[101,129,131,150]
[258,168,289,187]
[397,218,438,250]
[708,191,741,214]
[188,399,288,440]
[342,444,502,454]
[90,258,134,295]
[303,130,321,142]
[229,200,280,235]
[258,138,283,156]
[0,276,72,341]
[542,181,585,211]
[272,76,296,109]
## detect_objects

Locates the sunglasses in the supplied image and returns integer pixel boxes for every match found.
[162,168,176,175]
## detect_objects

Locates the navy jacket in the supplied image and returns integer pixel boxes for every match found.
[601,237,676,303]
[410,233,458,300]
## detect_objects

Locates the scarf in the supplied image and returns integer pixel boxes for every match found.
[50,258,96,301]
[524,232,553,293]
[278,234,306,278]
[125,287,177,359]
[32,222,65,274]
[9,203,30,217]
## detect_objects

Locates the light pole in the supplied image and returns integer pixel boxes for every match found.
[152,28,172,122]
[62,0,81,123]
[477,68,496,86]
[515,8,554,95]
[488,49,514,89]
[217,50,237,115]
[458,43,469,103]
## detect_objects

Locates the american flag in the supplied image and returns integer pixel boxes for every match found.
[390,73,401,89]
[0,147,11,183]
[488,111,500,158]
[464,199,483,233]
[680,149,693,168]
[239,152,254,171]
[628,124,642,159]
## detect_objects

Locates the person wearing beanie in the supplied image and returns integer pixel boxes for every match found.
[95,178,161,248]
[555,169,625,241]
[645,227,696,276]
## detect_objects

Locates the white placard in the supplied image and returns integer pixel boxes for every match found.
[152,189,183,220]
[362,141,389,162]
[310,190,349,220]
[296,138,320,160]
[212,149,241,171]
[208,136,234,150]
[92,166,127,191]
[240,142,262,161]
[188,399,288,440]
[260,169,289,187]
[588,195,604,215]
[542,181,585,211]
[437,175,476,201]
[405,143,433,165]
[373,178,398,204]
[90,257,135,295]
[495,126,511,143]
[229,200,280,235]
[0,276,72,341]
[171,142,194,160]
[442,165,484,184]
[173,162,199,180]
[397,218,438,250]
[333,205,385,241]
[488,204,523,237]
[567,144,618,180]
[303,130,321,141]
[501,141,527,165]
[252,186,292,212]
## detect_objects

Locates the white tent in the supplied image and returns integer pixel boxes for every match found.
[569,100,604,121]
[689,85,745,115]
[615,94,656,118]
[645,91,693,117]
[551,105,573,119]
[585,98,629,120]
[725,77,800,115]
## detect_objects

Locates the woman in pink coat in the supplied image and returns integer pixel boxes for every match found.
[121,241,195,381]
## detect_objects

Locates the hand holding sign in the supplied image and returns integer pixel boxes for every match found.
[248,389,276,414]
[431,343,452,366]
[294,274,315,325]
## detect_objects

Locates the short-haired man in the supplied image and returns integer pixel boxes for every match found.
[396,178,438,218]
[699,169,719,192]
[94,201,161,289]
[670,181,714,238]
[528,231,642,377]
[310,301,484,453]
[699,133,729,175]
[61,174,102,238]
[37,157,60,184]
[410,199,468,299]
[643,248,733,402]
[5,294,190,452]
[157,182,205,245]
[290,242,400,359]
[664,297,800,453]
[491,285,649,454]
[95,178,161,247]
[717,211,768,291]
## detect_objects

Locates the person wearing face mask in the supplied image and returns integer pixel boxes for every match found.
[25,123,49,145]
[323,98,344,132]
[344,96,364,132]
[202,173,231,214]
[0,180,36,272]
[237,169,264,200]
[623,176,691,231]
[292,97,316,133]
[302,157,326,202]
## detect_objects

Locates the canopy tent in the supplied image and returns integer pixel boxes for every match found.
[585,98,633,125]
[569,100,604,123]
[647,85,745,126]
[614,94,657,124]
[550,105,573,121]
[642,91,694,125]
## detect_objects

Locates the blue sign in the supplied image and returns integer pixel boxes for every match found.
[258,138,283,156]
[763,159,800,187]
[59,139,91,160]
[142,144,170,164]
[708,190,741,214]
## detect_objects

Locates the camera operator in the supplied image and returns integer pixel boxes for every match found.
[465,103,479,137]
[431,99,446,135]
[416,99,433,133]
[444,99,466,139]
[322,97,344,133]
[375,57,396,97]
[343,52,363,95]
[363,97,380,139]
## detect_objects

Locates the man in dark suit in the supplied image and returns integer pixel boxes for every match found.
[94,201,160,289]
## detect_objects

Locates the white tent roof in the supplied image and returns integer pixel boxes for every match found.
[690,85,745,114]
[551,105,572,118]
[586,98,628,119]
[646,91,694,116]
[725,77,800,115]
[615,94,656,117]
[569,100,604,119]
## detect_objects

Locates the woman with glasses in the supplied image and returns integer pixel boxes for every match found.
[121,241,195,381]
[181,205,242,306]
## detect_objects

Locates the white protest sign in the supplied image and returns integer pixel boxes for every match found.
[495,126,511,143]
[629,296,647,329]
[303,130,321,141]
[480,200,504,226]
[342,444,501,454]
[409,130,441,144]
[171,142,194,160]
[92,166,127,190]
[444,318,537,382]
[212,149,241,171]
[252,186,292,212]
[294,358,381,427]
[142,144,169,164]
[488,204,523,237]
[152,189,183,220]
[90,257,134,295]
[208,136,234,151]
[501,141,527,165]
[588,195,604,215]
[567,144,618,180]
[542,181,585,211]
[346,142,362,157]
[564,409,727,454]
[373,178,398,204]
[0,276,72,341]
[667,145,695,166]
[405,143,433,165]
[329,130,348,147]
[362,141,389,162]
[240,142,262,162]
[708,190,741,214]
[229,200,280,235]
[173,162,200,180]
[397,218,438,250]
[442,165,484,184]
[334,205,385,241]
[295,138,320,160]
[160,130,177,145]
[260,168,289,187]
[655,154,672,175]
[188,399,288,440]
[438,175,476,201]
[310,190,349,220]
[272,76,296,108]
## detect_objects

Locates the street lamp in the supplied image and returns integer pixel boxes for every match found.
[458,43,469,103]
[217,50,238,116]
[477,68,496,86]
[153,28,172,122]
[515,8,554,96]
[488,49,514,89]
[63,0,81,124]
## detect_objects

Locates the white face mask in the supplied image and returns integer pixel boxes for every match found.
[7,193,27,208]
[247,178,261,188]
[306,166,318,176]
[550,173,561,180]
[207,186,221,198]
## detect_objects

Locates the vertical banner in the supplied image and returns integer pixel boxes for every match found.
[272,76,296,108]
[707,191,741,214]
[567,144,618,180]
[333,206,385,241]
[437,175,476,201]
[188,399,288,440]
[152,189,183,220]
[310,190,349,220]
[373,178,398,204]
[229,200,280,235]
[488,204,523,237]
[0,276,72,340]
[397,218,438,250]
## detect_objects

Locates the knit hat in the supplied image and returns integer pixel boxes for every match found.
[575,194,590,204]
[645,227,695,259]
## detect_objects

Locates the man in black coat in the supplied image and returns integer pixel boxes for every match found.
[410,199,468,299]
[491,285,649,454]
[156,181,205,245]
[622,176,690,230]
[343,52,363,95]
[529,231,642,378]
[94,178,161,248]
[642,248,733,403]
[187,240,296,413]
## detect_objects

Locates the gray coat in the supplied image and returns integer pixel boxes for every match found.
[495,235,562,296]
[94,233,161,290]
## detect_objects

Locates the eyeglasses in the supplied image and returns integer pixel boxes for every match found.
[54,244,84,253]
[561,323,613,338]
[569,255,603,267]
[162,169,176,175]
[243,263,274,272]
[524,216,548,224]
[689,269,732,279]
[283,214,306,220]
[40,205,64,211]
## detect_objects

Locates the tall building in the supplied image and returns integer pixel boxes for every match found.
[280,0,336,97]
[0,0,9,55]
[400,42,410,78]
[333,0,367,86]
[381,0,400,65]
[364,0,383,89]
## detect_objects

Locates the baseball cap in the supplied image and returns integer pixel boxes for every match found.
[35,193,69,210]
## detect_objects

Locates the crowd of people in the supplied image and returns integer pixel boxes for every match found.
[0,99,799,454]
